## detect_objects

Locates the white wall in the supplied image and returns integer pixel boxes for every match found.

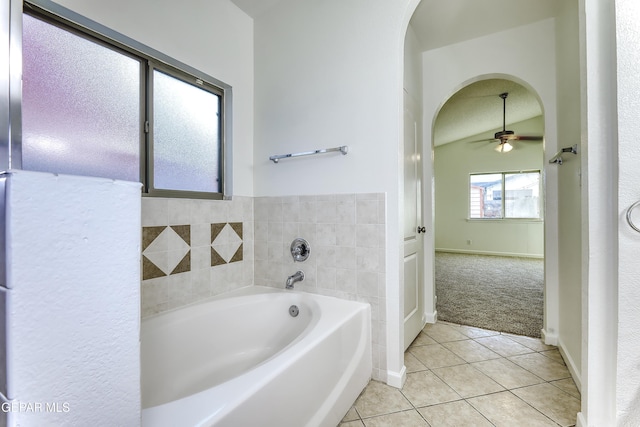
[5,171,141,426]
[422,17,561,347]
[434,116,545,257]
[51,0,255,196]
[579,0,618,424]
[614,0,640,424]
[253,0,407,197]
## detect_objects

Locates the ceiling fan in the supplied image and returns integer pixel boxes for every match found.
[486,92,543,153]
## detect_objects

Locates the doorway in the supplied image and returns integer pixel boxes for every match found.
[432,79,545,338]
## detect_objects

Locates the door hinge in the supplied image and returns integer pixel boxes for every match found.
[144,121,150,133]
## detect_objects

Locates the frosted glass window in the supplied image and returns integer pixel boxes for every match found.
[152,70,221,193]
[21,10,229,198]
[22,15,141,182]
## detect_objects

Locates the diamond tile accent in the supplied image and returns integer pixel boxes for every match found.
[229,243,243,263]
[211,247,227,267]
[210,222,243,266]
[211,223,226,244]
[142,255,166,280]
[170,225,190,246]
[229,222,243,239]
[142,226,166,251]
[170,251,191,275]
[142,225,191,278]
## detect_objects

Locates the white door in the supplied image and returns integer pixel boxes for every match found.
[403,90,424,350]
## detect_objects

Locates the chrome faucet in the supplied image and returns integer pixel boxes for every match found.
[285,271,305,289]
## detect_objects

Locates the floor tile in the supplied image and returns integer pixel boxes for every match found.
[362,409,429,427]
[409,331,437,347]
[418,400,494,427]
[432,364,504,398]
[503,333,555,352]
[467,391,558,426]
[346,322,582,427]
[401,370,461,407]
[540,348,566,365]
[508,352,571,381]
[457,324,501,339]
[512,383,580,426]
[342,407,360,422]
[474,335,535,357]
[551,378,581,399]
[354,381,413,418]
[442,339,502,363]
[422,323,469,343]
[409,343,466,369]
[404,352,428,373]
[471,357,545,389]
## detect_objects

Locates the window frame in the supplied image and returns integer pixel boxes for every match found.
[469,170,542,220]
[21,0,232,200]
[145,62,226,199]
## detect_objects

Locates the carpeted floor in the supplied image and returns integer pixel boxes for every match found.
[435,252,544,338]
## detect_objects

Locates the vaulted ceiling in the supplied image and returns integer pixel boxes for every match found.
[433,80,542,146]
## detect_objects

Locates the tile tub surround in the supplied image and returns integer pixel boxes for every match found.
[141,196,254,317]
[253,193,387,381]
[141,193,386,380]
[341,322,580,427]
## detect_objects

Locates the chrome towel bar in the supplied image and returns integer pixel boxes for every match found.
[269,145,348,163]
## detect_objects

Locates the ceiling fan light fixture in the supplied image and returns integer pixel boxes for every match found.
[495,142,513,153]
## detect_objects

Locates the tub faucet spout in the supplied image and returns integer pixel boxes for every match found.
[286,271,305,289]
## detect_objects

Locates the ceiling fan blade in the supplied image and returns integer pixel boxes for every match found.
[513,135,543,141]
[467,138,496,143]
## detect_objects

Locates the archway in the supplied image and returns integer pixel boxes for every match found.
[432,78,546,337]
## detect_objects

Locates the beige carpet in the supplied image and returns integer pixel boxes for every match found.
[435,252,544,338]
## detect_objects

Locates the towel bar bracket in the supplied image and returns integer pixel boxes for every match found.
[549,144,578,165]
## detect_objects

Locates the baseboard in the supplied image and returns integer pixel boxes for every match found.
[557,337,582,392]
[423,310,437,324]
[435,248,544,259]
[541,328,558,346]
[386,365,406,389]
[576,412,587,427]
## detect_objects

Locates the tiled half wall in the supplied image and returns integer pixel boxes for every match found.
[253,193,387,382]
[141,196,254,317]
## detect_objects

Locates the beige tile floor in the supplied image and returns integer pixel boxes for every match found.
[340,322,580,427]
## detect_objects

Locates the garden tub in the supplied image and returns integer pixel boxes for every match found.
[141,286,371,427]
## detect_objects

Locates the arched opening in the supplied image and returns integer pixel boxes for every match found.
[432,77,546,338]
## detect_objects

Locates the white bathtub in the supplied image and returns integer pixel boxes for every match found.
[141,286,371,427]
